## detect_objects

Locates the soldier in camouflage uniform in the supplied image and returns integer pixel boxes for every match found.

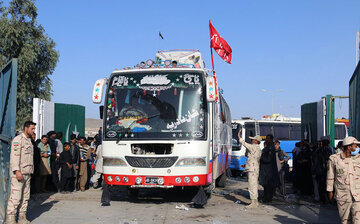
[5,121,36,224]
[327,136,360,224]
[238,130,262,208]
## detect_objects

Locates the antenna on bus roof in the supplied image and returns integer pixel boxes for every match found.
[159,32,164,51]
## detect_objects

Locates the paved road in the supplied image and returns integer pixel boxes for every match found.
[27,178,340,224]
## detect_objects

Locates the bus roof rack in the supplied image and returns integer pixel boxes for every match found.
[155,50,205,69]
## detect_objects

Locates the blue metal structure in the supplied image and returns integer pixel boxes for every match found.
[0,59,18,220]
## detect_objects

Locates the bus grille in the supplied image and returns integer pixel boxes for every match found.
[125,156,179,168]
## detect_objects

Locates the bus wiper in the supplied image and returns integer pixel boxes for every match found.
[116,114,160,143]
[127,113,160,130]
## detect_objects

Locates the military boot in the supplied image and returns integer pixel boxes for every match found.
[18,213,30,224]
[246,199,259,208]
[4,215,16,224]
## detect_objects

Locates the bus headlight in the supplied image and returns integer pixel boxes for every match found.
[135,177,142,185]
[123,176,129,183]
[157,177,165,185]
[176,157,206,167]
[184,177,190,183]
[115,176,121,182]
[175,177,181,183]
[103,157,127,166]
[193,176,199,183]
[107,176,113,182]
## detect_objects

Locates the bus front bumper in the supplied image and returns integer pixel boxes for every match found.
[104,174,207,187]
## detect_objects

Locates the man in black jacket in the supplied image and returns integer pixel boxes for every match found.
[69,134,80,191]
[313,136,333,203]
[31,133,41,194]
[259,134,280,203]
[47,130,59,191]
[59,143,74,193]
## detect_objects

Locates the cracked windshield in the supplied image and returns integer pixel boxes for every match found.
[105,71,206,140]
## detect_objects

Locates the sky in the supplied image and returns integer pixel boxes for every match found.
[4,0,360,119]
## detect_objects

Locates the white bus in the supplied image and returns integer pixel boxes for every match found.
[92,50,232,196]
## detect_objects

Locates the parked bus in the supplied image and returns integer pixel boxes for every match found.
[92,50,232,197]
[230,117,347,175]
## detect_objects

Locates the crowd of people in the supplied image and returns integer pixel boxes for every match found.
[5,120,360,224]
[244,133,340,205]
[30,130,103,194]
[240,129,360,223]
[292,136,337,203]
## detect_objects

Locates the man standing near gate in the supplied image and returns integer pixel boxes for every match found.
[327,136,360,223]
[5,121,36,224]
[238,130,262,208]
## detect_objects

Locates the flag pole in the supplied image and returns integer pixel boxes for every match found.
[210,47,219,101]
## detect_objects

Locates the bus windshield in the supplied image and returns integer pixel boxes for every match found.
[335,124,347,140]
[104,71,206,140]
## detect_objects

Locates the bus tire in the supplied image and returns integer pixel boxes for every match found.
[216,171,227,188]
[226,168,232,177]
[204,185,212,199]
[230,169,238,177]
[127,187,139,199]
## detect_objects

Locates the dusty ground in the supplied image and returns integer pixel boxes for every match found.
[25,177,340,224]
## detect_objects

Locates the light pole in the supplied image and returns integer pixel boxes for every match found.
[261,89,284,115]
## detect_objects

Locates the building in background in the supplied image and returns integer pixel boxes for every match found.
[85,118,102,137]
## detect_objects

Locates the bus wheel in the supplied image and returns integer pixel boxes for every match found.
[216,171,227,188]
[226,168,232,177]
[230,169,237,177]
[204,185,212,199]
[127,187,139,199]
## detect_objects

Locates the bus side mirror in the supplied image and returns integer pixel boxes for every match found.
[92,78,108,104]
[206,76,216,102]
[99,106,104,119]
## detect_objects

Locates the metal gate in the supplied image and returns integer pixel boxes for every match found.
[0,59,18,220]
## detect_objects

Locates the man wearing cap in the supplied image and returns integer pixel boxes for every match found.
[6,121,36,224]
[327,136,360,223]
[238,130,262,208]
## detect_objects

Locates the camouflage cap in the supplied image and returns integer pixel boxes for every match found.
[249,135,262,142]
[343,136,360,146]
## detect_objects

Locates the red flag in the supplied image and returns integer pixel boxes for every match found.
[209,20,232,64]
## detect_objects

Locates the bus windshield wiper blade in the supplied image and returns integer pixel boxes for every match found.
[116,114,160,143]
[127,113,160,131]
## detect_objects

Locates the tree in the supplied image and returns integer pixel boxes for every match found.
[0,0,59,129]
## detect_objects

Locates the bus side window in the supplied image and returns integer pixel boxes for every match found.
[219,94,231,125]
[220,96,226,123]
[335,124,346,140]
[273,123,290,140]
[260,123,273,137]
